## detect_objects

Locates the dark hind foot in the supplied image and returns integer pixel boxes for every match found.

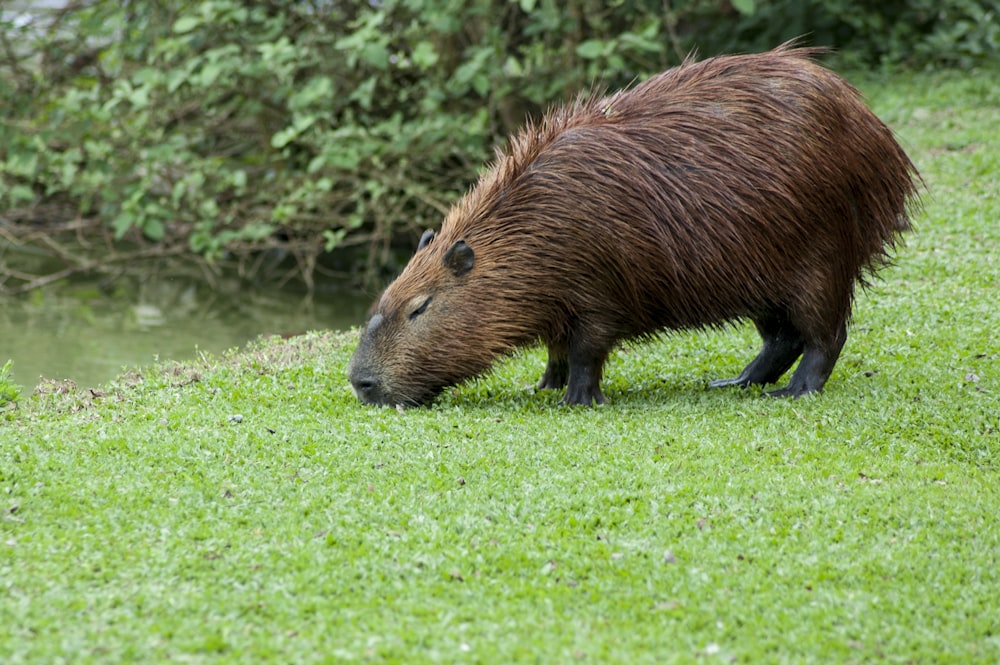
[709,315,804,389]
[763,385,811,398]
[709,374,760,389]
[764,322,848,398]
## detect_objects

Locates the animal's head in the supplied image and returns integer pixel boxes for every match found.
[348,109,586,407]
[348,229,510,407]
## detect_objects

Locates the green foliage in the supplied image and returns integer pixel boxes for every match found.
[0,359,21,406]
[1,1,996,290]
[698,0,1000,67]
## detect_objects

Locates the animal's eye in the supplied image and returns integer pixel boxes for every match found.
[408,296,432,321]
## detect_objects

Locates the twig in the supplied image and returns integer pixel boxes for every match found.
[662,0,685,62]
[3,267,77,295]
[36,233,97,269]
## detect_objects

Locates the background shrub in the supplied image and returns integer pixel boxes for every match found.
[1,0,996,291]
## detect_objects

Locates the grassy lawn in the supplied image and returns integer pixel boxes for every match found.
[2,65,998,663]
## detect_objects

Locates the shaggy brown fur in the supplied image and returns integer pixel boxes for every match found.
[349,42,921,407]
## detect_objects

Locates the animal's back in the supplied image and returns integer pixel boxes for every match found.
[484,45,916,337]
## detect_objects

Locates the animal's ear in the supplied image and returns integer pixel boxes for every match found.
[417,229,435,251]
[443,240,475,277]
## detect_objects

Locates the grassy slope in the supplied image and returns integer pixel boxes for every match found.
[2,67,998,664]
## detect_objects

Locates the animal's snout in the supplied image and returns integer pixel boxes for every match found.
[350,372,382,404]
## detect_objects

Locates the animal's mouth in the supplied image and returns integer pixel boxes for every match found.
[349,374,440,409]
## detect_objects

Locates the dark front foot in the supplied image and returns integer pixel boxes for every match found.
[537,349,569,391]
[560,344,608,406]
[562,380,606,406]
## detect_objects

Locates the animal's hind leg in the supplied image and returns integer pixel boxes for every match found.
[709,314,804,389]
[767,321,847,398]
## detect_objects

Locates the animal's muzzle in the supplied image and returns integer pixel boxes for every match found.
[349,371,384,405]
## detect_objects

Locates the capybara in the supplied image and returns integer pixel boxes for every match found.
[349,43,920,407]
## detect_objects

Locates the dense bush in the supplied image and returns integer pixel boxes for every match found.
[697,0,1000,68]
[1,0,996,291]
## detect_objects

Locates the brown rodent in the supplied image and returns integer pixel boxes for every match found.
[348,43,921,407]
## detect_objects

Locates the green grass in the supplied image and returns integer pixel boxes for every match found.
[2,66,999,663]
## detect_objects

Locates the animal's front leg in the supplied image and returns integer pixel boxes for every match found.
[561,339,609,406]
[537,343,569,391]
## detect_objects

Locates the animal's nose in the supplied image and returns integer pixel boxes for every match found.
[350,374,380,402]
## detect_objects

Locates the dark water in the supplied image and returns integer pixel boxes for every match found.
[0,275,372,390]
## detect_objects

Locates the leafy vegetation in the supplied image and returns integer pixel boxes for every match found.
[2,0,998,292]
[700,0,1000,67]
[0,360,19,407]
[2,66,998,663]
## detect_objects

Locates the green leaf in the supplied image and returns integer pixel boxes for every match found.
[411,41,439,70]
[231,169,247,191]
[503,56,523,77]
[290,76,334,111]
[323,227,348,251]
[127,85,150,108]
[199,62,225,87]
[360,42,389,70]
[731,0,756,16]
[321,148,362,172]
[349,76,378,110]
[271,127,298,149]
[576,39,607,60]
[6,185,36,205]
[131,67,162,86]
[142,218,165,241]
[112,212,135,239]
[172,15,201,33]
[471,73,490,98]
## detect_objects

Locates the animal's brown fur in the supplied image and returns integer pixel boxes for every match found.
[349,42,921,407]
